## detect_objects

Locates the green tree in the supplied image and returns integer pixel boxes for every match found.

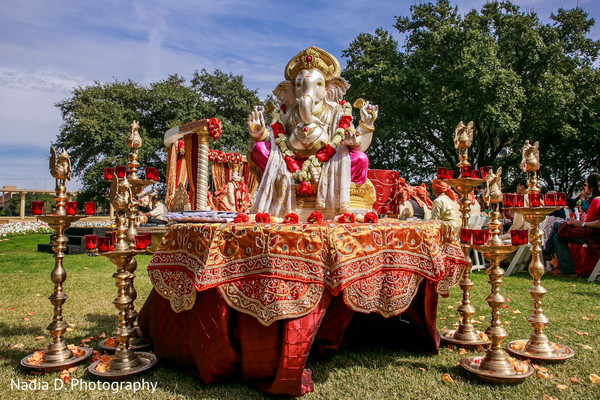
[343,0,600,194]
[54,70,260,206]
[9,192,54,215]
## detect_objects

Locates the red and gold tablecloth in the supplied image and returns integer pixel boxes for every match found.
[147,219,465,325]
[140,219,466,396]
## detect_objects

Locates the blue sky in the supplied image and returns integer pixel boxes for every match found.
[0,0,598,191]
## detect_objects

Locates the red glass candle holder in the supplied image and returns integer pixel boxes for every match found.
[104,167,114,181]
[65,201,77,215]
[115,165,126,178]
[460,165,471,178]
[519,229,528,244]
[111,231,117,244]
[483,229,491,243]
[84,202,96,215]
[459,228,472,244]
[510,230,522,245]
[529,193,541,207]
[471,169,481,179]
[480,166,491,178]
[84,235,97,251]
[503,193,515,207]
[144,232,152,247]
[153,171,159,182]
[556,192,566,206]
[31,201,45,215]
[446,170,455,179]
[135,235,147,250]
[472,229,485,245]
[544,193,556,206]
[514,194,525,207]
[437,167,447,179]
[97,237,110,253]
[145,167,155,180]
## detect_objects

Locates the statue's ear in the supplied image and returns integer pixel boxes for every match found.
[326,77,350,103]
[273,81,296,107]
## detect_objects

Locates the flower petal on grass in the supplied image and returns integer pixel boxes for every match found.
[555,384,567,390]
[442,374,453,383]
[590,374,600,384]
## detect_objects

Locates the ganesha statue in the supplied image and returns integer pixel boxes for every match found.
[248,47,378,218]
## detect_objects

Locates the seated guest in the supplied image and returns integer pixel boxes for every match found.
[139,195,168,225]
[431,179,461,233]
[546,174,600,275]
[398,179,432,220]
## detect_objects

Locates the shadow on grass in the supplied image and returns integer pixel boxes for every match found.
[83,312,118,334]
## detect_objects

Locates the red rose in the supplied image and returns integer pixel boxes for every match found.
[339,100,346,105]
[271,122,284,136]
[364,212,378,223]
[283,213,299,224]
[338,115,353,129]
[280,104,287,113]
[297,181,312,196]
[307,211,323,224]
[336,212,355,223]
[316,144,337,163]
[255,213,272,223]
[284,156,300,173]
[234,213,250,223]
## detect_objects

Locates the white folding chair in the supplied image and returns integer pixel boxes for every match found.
[505,244,533,277]
[470,248,486,271]
[587,246,600,282]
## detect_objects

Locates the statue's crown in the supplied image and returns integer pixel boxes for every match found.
[284,47,340,81]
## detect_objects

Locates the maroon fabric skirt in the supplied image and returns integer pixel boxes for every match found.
[138,281,440,397]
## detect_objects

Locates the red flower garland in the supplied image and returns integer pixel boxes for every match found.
[208,149,243,164]
[297,181,312,196]
[307,211,323,224]
[255,213,272,223]
[271,122,285,136]
[364,212,378,223]
[336,212,355,223]
[234,213,250,223]
[207,117,222,140]
[283,213,299,224]
[284,156,300,173]
[316,144,336,163]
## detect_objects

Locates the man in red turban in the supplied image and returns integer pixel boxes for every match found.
[431,179,461,233]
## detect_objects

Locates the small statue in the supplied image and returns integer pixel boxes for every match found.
[171,183,190,212]
[453,121,474,150]
[127,120,142,150]
[520,140,540,173]
[483,166,503,206]
[110,175,133,213]
[49,147,72,187]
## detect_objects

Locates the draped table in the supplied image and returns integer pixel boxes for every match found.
[138,219,466,396]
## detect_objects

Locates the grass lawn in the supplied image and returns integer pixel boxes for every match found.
[0,234,599,399]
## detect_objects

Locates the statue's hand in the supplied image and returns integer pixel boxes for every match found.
[341,129,362,148]
[359,101,379,127]
[247,106,267,141]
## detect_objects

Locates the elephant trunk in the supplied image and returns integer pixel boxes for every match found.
[298,94,314,125]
